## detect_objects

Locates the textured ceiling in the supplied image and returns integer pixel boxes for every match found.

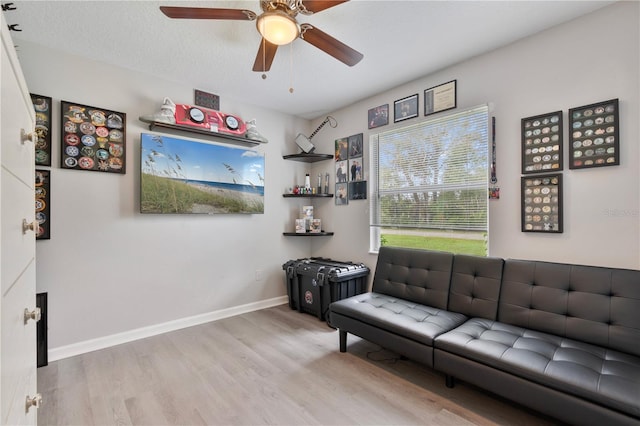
[6,0,614,120]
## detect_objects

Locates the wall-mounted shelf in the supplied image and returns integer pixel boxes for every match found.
[140,119,265,147]
[282,153,333,163]
[283,232,334,237]
[283,151,334,237]
[283,193,334,198]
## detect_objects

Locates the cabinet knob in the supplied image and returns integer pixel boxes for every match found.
[21,128,36,145]
[22,219,37,234]
[24,307,41,324]
[25,394,42,413]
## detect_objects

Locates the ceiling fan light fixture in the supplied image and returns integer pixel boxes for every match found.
[256,10,300,45]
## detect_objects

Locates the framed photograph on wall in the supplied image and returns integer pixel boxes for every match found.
[521,173,562,233]
[394,94,418,122]
[31,94,52,166]
[521,110,563,174]
[568,98,619,169]
[348,133,364,182]
[335,137,348,161]
[335,182,348,205]
[348,133,363,158]
[348,158,363,181]
[335,160,348,184]
[424,80,456,116]
[61,100,126,173]
[368,104,389,129]
[35,169,50,240]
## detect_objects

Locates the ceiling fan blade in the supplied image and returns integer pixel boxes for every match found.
[160,6,256,21]
[252,39,278,72]
[300,1,349,14]
[300,25,363,66]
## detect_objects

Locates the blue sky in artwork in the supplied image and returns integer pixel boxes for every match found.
[140,133,264,187]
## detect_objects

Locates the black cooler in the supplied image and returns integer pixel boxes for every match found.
[283,257,369,323]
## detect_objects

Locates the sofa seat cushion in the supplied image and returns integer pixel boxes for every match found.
[330,292,467,346]
[435,318,640,418]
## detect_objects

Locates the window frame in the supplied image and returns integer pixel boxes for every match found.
[369,104,490,253]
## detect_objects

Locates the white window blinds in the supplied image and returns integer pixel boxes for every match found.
[370,105,489,231]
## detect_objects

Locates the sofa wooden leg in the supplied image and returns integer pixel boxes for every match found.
[445,375,455,388]
[339,330,347,352]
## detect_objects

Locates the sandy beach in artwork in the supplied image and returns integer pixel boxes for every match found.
[187,182,263,214]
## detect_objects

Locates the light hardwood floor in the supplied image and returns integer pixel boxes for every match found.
[37,305,558,425]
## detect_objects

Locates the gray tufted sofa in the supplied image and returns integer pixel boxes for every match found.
[329,246,640,425]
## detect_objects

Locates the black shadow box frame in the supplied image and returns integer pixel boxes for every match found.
[60,100,126,174]
[568,98,619,170]
[521,110,563,174]
[35,169,50,240]
[31,94,52,166]
[521,173,563,233]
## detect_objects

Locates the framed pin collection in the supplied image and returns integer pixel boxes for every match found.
[520,98,620,234]
[568,98,619,169]
[521,174,562,233]
[61,101,126,174]
[521,111,563,174]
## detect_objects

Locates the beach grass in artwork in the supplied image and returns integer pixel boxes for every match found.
[140,133,264,214]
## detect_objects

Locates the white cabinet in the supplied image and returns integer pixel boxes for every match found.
[1,13,39,426]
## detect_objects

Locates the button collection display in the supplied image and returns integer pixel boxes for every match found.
[569,99,619,169]
[522,111,563,173]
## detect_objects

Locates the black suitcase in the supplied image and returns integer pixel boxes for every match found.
[283,257,369,324]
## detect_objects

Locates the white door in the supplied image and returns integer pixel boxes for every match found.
[1,14,40,426]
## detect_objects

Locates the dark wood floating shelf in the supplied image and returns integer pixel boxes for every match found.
[283,193,334,198]
[141,119,266,147]
[283,232,334,236]
[282,153,333,163]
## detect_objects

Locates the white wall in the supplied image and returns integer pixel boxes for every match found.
[309,1,639,270]
[17,1,639,355]
[17,41,316,352]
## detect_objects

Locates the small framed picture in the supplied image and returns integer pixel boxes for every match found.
[348,133,363,158]
[368,104,389,129]
[335,160,348,184]
[335,183,348,205]
[424,80,457,116]
[394,94,418,122]
[568,98,619,169]
[348,158,363,181]
[335,137,348,161]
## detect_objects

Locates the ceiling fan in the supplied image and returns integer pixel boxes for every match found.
[160,0,364,72]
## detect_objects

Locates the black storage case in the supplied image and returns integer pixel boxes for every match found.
[283,257,369,323]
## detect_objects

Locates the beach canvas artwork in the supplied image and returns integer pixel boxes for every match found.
[140,133,264,214]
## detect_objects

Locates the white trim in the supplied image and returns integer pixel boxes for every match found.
[48,296,288,362]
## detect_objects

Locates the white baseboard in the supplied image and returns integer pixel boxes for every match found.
[48,296,288,362]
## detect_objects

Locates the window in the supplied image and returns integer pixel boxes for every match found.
[370,105,489,255]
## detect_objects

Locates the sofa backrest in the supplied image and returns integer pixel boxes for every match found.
[372,246,453,310]
[448,255,504,320]
[500,259,640,357]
